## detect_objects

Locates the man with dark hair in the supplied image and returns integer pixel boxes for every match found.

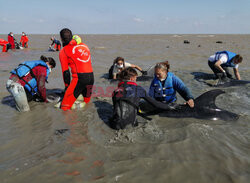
[59,28,94,110]
[208,50,243,80]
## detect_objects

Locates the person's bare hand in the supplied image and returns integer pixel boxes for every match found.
[185,99,194,108]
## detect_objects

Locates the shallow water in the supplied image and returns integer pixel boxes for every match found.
[0,34,250,183]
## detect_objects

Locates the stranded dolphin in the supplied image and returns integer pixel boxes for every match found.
[141,89,239,121]
[210,79,250,87]
[191,72,250,87]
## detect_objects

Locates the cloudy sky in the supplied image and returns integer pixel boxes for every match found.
[0,0,250,34]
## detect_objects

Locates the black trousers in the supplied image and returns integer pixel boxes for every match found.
[208,61,232,79]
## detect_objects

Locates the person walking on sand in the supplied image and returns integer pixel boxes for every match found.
[59,28,94,110]
[6,55,56,112]
[208,50,243,80]
[20,32,29,48]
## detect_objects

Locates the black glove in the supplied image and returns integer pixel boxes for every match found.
[141,70,147,75]
[222,71,227,78]
[216,72,227,79]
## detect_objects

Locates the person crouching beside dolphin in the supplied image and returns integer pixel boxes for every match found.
[149,61,194,108]
[6,55,56,112]
[0,39,11,52]
[110,67,173,130]
[109,56,147,79]
[208,50,243,80]
[50,37,61,51]
[20,32,29,48]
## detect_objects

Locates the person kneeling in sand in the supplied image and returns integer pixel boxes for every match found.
[20,32,29,48]
[208,50,243,80]
[110,67,173,130]
[108,56,147,79]
[6,55,56,112]
[0,38,11,52]
[149,61,194,108]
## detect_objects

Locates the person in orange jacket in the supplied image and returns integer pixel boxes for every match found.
[0,39,11,52]
[8,32,16,49]
[20,32,29,48]
[59,28,94,110]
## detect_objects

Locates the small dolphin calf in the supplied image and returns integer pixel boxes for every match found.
[143,89,239,121]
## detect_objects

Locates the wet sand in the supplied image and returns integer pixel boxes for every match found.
[0,34,250,183]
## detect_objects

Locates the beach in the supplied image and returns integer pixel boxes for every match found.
[0,34,250,183]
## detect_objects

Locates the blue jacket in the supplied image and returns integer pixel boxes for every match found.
[215,51,237,67]
[11,60,50,95]
[149,72,193,103]
[53,39,61,45]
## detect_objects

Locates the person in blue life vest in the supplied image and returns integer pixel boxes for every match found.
[50,37,61,51]
[208,51,243,80]
[149,61,194,108]
[110,67,174,130]
[6,55,56,112]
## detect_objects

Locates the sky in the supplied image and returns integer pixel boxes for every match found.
[0,0,250,34]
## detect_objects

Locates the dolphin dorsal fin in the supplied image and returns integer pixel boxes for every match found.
[194,89,225,109]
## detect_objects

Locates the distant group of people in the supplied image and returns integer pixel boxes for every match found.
[4,29,244,130]
[0,32,29,52]
[0,32,64,53]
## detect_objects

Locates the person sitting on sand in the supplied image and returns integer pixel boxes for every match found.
[6,55,56,112]
[109,56,146,79]
[149,61,194,108]
[208,50,243,80]
[50,37,61,51]
[0,38,11,52]
[110,67,173,130]
[20,32,29,48]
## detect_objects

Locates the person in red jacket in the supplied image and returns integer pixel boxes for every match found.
[8,32,16,49]
[20,32,29,48]
[0,39,11,52]
[59,28,94,110]
[6,55,56,112]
